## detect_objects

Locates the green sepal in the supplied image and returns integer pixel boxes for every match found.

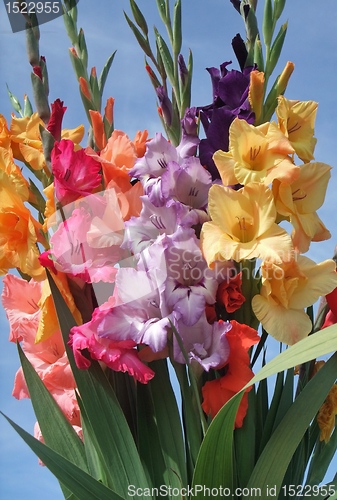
[68,48,87,82]
[254,36,264,72]
[154,29,175,88]
[172,0,182,56]
[124,12,152,58]
[40,57,49,97]
[78,29,88,70]
[28,177,47,214]
[129,0,148,36]
[0,413,124,500]
[241,2,259,48]
[98,51,117,96]
[262,0,273,48]
[25,24,40,66]
[103,114,114,141]
[79,87,94,126]
[31,72,50,125]
[39,124,56,168]
[6,84,23,115]
[180,49,193,116]
[89,72,101,113]
[24,94,33,117]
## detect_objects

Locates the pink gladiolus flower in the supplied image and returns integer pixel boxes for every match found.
[52,139,102,205]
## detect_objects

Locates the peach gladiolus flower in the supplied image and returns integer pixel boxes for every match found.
[0,169,45,279]
[213,117,297,186]
[10,112,84,170]
[1,274,80,430]
[276,95,317,163]
[0,114,11,150]
[252,256,337,345]
[272,161,331,253]
[200,183,294,267]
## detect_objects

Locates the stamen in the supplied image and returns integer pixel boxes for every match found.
[189,187,199,197]
[287,119,301,134]
[157,157,167,169]
[250,146,261,161]
[149,300,159,308]
[236,216,247,242]
[292,188,307,201]
[149,214,166,230]
[64,168,71,181]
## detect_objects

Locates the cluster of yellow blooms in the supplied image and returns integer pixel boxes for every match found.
[201,92,337,346]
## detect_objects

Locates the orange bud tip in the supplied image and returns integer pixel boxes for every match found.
[70,47,78,57]
[79,77,91,101]
[91,67,97,77]
[158,107,163,117]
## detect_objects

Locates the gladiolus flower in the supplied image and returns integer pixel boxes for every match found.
[47,99,66,141]
[200,182,294,266]
[216,272,245,313]
[276,96,317,163]
[252,256,337,344]
[213,118,297,186]
[202,320,259,427]
[272,161,331,253]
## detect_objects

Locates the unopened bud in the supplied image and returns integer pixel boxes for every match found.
[277,61,295,95]
[156,86,173,127]
[26,25,39,66]
[79,77,92,101]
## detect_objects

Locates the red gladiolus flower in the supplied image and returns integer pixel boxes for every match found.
[217,272,245,313]
[202,320,259,427]
[47,99,67,141]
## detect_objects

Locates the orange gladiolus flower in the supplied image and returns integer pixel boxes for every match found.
[202,320,260,427]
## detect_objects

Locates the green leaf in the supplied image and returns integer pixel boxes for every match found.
[234,388,256,487]
[258,371,284,455]
[271,368,294,433]
[47,271,151,499]
[306,427,337,486]
[137,382,168,496]
[1,412,124,500]
[148,359,187,491]
[245,352,337,499]
[98,51,117,95]
[192,392,242,496]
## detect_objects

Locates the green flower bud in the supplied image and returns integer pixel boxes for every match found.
[25,24,39,66]
[274,0,286,22]
[266,21,287,78]
[23,95,33,117]
[129,0,148,36]
[68,47,87,81]
[62,5,78,46]
[155,28,175,88]
[6,85,22,115]
[263,0,273,48]
[173,0,182,56]
[124,12,152,58]
[31,73,50,125]
[78,29,88,70]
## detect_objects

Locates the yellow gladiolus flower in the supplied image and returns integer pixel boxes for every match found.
[10,112,84,171]
[213,117,298,187]
[200,183,294,267]
[276,95,318,163]
[0,169,46,279]
[252,256,337,345]
[35,271,82,343]
[317,384,337,443]
[272,161,331,253]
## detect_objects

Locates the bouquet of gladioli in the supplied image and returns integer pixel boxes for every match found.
[1,1,337,499]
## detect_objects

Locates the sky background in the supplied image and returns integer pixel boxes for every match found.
[0,0,337,498]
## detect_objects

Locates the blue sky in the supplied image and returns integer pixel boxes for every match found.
[0,0,337,498]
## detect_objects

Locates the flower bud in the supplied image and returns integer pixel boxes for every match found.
[156,86,173,127]
[31,73,50,125]
[6,85,22,114]
[262,0,273,48]
[25,25,39,66]
[130,0,148,36]
[23,95,33,117]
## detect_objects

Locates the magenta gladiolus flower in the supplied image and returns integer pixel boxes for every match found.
[47,99,66,141]
[52,139,102,205]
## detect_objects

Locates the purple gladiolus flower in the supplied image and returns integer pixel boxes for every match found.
[197,62,255,179]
